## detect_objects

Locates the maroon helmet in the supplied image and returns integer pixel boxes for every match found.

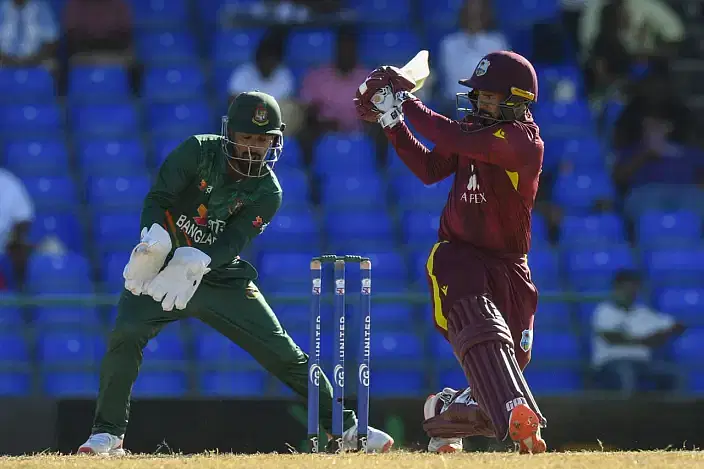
[456,50,538,123]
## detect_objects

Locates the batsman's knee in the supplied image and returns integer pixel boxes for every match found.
[105,323,156,354]
[447,295,514,357]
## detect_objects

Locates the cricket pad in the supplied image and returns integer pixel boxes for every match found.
[447,295,546,441]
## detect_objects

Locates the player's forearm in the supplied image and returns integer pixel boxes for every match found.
[385,124,455,185]
[199,230,249,269]
[140,193,172,230]
[401,98,455,144]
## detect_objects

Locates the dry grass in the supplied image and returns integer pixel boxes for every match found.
[1,451,703,469]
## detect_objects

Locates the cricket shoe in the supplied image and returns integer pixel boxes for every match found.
[341,423,394,453]
[423,387,464,453]
[77,432,126,456]
[508,404,547,454]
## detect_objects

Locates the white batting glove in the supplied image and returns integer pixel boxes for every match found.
[123,223,172,296]
[146,247,212,311]
[374,90,415,129]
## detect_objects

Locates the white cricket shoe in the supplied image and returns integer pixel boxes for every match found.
[341,423,394,453]
[424,387,465,453]
[77,432,126,456]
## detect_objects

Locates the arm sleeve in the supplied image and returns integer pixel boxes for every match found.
[401,98,524,171]
[199,191,282,268]
[644,0,685,42]
[140,136,201,230]
[384,122,457,185]
[592,303,623,332]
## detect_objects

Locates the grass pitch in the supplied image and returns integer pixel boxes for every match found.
[1,451,703,469]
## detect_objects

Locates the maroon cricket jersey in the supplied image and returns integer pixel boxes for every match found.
[385,98,543,255]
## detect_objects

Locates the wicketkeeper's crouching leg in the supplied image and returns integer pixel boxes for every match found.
[443,295,546,454]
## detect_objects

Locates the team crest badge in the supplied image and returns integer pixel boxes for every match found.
[252,104,269,126]
[474,59,490,77]
[520,329,533,352]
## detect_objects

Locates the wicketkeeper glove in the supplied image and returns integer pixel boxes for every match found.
[123,223,172,296]
[146,247,212,311]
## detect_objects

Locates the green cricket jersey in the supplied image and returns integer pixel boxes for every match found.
[140,134,282,286]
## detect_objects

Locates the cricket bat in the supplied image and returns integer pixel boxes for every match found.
[358,50,431,98]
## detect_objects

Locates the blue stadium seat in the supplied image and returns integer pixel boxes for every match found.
[658,289,704,325]
[372,332,423,359]
[34,306,101,326]
[523,368,583,394]
[149,102,212,138]
[22,177,78,210]
[559,213,626,246]
[324,209,394,240]
[0,302,23,329]
[285,29,335,66]
[4,139,69,176]
[373,303,415,325]
[143,333,185,361]
[531,212,550,246]
[363,251,408,280]
[77,139,147,176]
[527,249,561,290]
[103,251,129,293]
[401,210,440,246]
[535,65,586,105]
[212,29,267,65]
[0,335,29,362]
[567,245,635,292]
[493,0,560,29]
[199,371,267,396]
[637,211,702,247]
[673,329,704,365]
[88,176,152,210]
[536,302,574,329]
[278,137,303,168]
[132,371,187,397]
[195,331,254,363]
[372,370,424,396]
[0,373,30,396]
[0,104,62,137]
[419,0,463,27]
[391,174,452,210]
[137,31,196,64]
[42,372,98,397]
[26,253,93,294]
[143,66,206,102]
[645,248,704,288]
[543,136,605,172]
[553,171,615,213]
[28,212,84,254]
[68,66,130,101]
[430,332,456,361]
[344,0,410,23]
[530,331,582,362]
[95,213,141,251]
[258,251,318,281]
[71,104,138,137]
[273,167,309,203]
[322,173,385,207]
[37,331,105,363]
[152,138,183,167]
[129,0,188,28]
[313,133,376,176]
[358,28,422,67]
[257,207,320,248]
[532,99,595,137]
[0,67,55,103]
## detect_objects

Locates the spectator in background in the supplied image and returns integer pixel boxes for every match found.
[300,26,369,138]
[438,0,508,108]
[611,68,703,214]
[591,270,686,396]
[228,27,304,135]
[0,0,58,70]
[0,168,34,290]
[63,0,133,64]
[579,0,684,70]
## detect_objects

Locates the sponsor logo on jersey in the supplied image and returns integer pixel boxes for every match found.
[252,104,269,126]
[460,164,487,204]
[493,128,506,139]
[175,206,227,245]
[198,179,213,193]
[193,204,208,226]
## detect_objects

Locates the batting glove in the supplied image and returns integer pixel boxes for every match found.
[146,247,212,311]
[123,223,172,296]
[377,91,415,129]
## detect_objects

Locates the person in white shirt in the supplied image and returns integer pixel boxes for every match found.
[0,168,34,289]
[438,0,509,106]
[591,269,685,396]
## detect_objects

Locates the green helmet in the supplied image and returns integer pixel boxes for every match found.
[221,91,286,177]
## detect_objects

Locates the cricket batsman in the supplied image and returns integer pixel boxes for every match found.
[77,91,394,456]
[354,51,547,454]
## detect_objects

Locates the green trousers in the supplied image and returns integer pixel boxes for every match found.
[91,280,356,437]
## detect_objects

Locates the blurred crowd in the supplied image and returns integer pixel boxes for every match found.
[0,0,701,397]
